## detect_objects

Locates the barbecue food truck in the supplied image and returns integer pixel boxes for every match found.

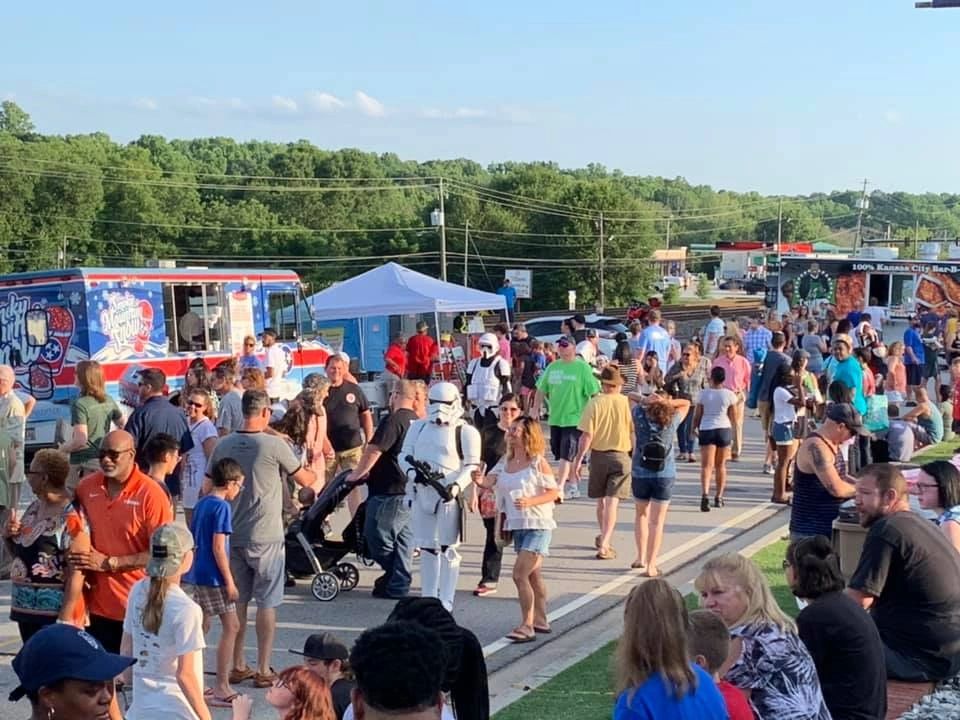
[0,266,331,451]
[769,254,960,338]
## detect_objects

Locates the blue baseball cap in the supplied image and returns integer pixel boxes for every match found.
[9,624,135,701]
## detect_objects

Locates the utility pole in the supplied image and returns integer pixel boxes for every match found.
[776,198,783,248]
[915,219,920,258]
[665,215,672,250]
[59,236,67,269]
[854,178,869,254]
[463,220,469,287]
[439,177,447,282]
[598,212,606,311]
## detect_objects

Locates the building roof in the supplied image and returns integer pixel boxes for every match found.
[652,248,687,261]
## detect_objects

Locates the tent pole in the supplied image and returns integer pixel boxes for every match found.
[358,318,365,376]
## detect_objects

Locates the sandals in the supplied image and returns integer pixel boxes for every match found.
[533,624,552,634]
[630,559,646,570]
[253,668,278,688]
[506,627,536,643]
[228,667,255,684]
[596,547,617,560]
[642,568,662,578]
[205,690,239,708]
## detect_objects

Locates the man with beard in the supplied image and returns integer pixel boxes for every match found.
[846,463,960,681]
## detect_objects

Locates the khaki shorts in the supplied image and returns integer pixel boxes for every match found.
[758,400,773,435]
[326,446,364,482]
[587,450,631,499]
[229,542,285,609]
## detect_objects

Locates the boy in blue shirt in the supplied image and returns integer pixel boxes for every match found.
[184,457,244,706]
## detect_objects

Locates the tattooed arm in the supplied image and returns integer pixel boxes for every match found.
[808,439,856,499]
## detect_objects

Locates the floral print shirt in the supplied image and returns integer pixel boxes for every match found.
[726,622,832,720]
[10,500,87,626]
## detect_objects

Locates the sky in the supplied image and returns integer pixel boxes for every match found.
[4,1,960,195]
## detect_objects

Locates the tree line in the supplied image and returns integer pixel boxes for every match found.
[2,101,958,310]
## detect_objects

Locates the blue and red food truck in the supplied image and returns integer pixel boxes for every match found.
[0,266,331,451]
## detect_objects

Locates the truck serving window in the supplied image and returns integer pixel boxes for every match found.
[267,291,299,341]
[163,284,226,353]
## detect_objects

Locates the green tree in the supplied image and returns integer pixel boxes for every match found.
[0,101,34,134]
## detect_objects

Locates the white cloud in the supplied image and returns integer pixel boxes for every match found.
[883,109,902,126]
[133,97,158,111]
[271,95,299,113]
[420,105,532,123]
[305,91,345,112]
[354,90,385,117]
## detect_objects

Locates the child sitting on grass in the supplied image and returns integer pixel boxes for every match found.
[687,609,755,720]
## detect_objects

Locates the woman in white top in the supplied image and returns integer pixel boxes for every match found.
[771,365,805,503]
[183,390,219,526]
[479,416,559,644]
[121,523,214,720]
[692,366,738,510]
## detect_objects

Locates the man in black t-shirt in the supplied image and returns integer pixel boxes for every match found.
[847,463,960,682]
[348,380,417,599]
[323,355,373,516]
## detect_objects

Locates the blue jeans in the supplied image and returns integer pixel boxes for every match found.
[677,410,694,454]
[363,494,413,596]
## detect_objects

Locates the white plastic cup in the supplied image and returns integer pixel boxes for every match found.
[509,489,523,502]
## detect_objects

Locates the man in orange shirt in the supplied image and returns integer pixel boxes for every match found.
[69,429,173,653]
[405,321,438,382]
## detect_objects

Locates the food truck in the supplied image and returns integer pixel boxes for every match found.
[768,253,960,338]
[0,267,331,451]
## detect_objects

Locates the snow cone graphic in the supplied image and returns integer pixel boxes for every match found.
[30,306,76,399]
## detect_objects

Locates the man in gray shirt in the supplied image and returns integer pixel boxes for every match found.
[207,389,315,688]
[213,365,244,436]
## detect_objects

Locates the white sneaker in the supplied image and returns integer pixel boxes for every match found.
[565,482,581,499]
[762,464,774,475]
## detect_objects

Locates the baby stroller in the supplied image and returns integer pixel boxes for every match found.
[285,471,370,602]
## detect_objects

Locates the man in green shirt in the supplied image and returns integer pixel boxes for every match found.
[531,337,600,499]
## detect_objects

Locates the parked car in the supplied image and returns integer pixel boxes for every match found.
[719,278,765,294]
[522,314,628,357]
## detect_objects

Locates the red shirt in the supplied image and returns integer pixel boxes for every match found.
[385,343,407,377]
[75,467,173,620]
[718,680,755,720]
[712,354,752,394]
[406,334,438,378]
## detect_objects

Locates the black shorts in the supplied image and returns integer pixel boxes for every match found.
[699,428,732,448]
[549,426,581,463]
[87,614,125,654]
[906,364,923,387]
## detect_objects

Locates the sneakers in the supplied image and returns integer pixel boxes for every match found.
[700,494,711,512]
[474,584,498,597]
[565,482,581,499]
[762,463,775,475]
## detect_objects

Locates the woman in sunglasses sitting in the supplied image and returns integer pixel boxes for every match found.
[3,449,89,642]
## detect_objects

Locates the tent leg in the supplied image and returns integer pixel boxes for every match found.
[358,317,365,375]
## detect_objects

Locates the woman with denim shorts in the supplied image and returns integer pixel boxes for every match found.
[630,394,689,577]
[483,416,559,644]
[693,366,738,512]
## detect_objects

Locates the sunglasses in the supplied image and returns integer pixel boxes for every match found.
[187,401,205,409]
[98,448,133,461]
[244,343,255,347]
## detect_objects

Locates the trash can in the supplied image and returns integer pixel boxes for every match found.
[832,517,868,582]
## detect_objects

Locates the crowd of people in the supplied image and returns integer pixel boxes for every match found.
[6,299,960,719]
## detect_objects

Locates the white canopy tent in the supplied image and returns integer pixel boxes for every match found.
[307,262,508,321]
[306,262,508,365]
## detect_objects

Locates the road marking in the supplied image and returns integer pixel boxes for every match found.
[482,502,780,657]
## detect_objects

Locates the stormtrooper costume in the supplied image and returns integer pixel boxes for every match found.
[465,332,512,428]
[401,382,482,611]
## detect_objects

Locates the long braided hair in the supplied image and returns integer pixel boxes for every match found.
[387,597,489,720]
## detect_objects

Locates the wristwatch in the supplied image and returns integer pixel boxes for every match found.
[106,556,119,572]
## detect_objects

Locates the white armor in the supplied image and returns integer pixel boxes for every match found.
[400,382,482,611]
[465,355,511,416]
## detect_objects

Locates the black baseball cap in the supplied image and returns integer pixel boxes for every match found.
[572,313,586,325]
[290,632,349,661]
[10,624,135,701]
[556,337,573,348]
[826,403,870,436]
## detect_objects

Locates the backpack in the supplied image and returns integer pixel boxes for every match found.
[640,437,667,472]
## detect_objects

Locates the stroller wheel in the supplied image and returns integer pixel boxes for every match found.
[310,571,340,602]
[335,563,360,591]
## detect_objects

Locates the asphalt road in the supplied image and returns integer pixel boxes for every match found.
[0,414,787,715]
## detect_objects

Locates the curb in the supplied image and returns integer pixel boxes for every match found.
[489,521,789,715]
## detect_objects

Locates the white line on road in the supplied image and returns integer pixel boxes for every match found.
[482,502,779,657]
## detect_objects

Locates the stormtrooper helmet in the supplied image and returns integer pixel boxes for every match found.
[478,333,499,359]
[427,381,463,425]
